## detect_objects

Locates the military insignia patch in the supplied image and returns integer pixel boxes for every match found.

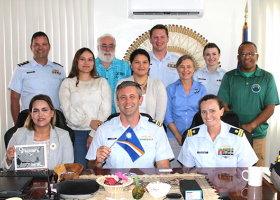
[149,119,162,127]
[218,147,234,155]
[229,127,244,137]
[167,62,176,70]
[18,61,29,67]
[140,136,153,141]
[194,89,199,93]
[52,69,62,75]
[98,120,107,126]
[187,127,199,137]
[53,62,63,67]
[251,84,261,93]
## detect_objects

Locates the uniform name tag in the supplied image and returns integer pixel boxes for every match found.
[107,138,117,140]
[198,78,206,80]
[197,151,208,154]
[26,71,35,74]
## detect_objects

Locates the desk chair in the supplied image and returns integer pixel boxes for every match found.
[4,109,75,149]
[181,111,253,147]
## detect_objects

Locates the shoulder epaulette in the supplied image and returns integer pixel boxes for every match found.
[148,118,162,127]
[53,62,63,67]
[229,127,244,137]
[98,120,107,126]
[187,127,200,137]
[18,61,29,67]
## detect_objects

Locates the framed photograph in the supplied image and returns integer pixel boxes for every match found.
[14,144,47,170]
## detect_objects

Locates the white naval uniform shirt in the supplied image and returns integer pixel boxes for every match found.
[86,115,174,168]
[148,51,179,88]
[178,121,258,167]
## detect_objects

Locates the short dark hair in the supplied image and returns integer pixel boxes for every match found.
[199,94,224,112]
[116,81,142,100]
[150,24,169,38]
[203,43,221,54]
[238,41,258,52]
[24,94,56,130]
[130,49,150,64]
[31,31,50,45]
[176,55,195,68]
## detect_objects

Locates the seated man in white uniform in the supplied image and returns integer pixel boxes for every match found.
[178,94,258,168]
[86,81,174,169]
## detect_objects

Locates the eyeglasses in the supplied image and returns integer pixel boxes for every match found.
[100,44,115,50]
[238,52,258,57]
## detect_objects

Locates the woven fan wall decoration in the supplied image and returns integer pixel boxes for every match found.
[123,24,209,69]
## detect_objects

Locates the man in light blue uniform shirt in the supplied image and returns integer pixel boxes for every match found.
[8,31,65,124]
[95,34,131,114]
[86,81,174,169]
[148,24,179,87]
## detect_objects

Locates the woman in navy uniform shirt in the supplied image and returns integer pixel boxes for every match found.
[178,94,258,168]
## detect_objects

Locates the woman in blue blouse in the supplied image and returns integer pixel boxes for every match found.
[164,55,207,168]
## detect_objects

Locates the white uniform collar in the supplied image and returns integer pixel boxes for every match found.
[197,120,229,139]
[219,121,230,138]
[150,50,172,61]
[31,58,53,68]
[112,114,148,132]
[203,66,221,74]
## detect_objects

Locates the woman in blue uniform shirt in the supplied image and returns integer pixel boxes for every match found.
[193,43,226,95]
[164,55,207,167]
[178,94,258,168]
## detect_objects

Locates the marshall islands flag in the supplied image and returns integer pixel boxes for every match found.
[115,126,145,162]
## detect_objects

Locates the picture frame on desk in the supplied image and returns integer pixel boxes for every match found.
[15,144,47,170]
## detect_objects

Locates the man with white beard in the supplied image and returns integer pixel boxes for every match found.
[95,34,131,114]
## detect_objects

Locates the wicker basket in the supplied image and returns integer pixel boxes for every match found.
[96,175,133,194]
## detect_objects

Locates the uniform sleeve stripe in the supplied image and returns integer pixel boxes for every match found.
[238,129,243,137]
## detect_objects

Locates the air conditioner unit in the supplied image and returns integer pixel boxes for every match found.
[128,0,204,19]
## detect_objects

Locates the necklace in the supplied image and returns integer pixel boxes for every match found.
[142,83,147,91]
[134,76,148,86]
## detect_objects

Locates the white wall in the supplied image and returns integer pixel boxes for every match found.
[0,0,250,162]
[93,0,249,71]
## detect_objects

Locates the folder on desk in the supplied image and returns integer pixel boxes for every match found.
[0,177,33,198]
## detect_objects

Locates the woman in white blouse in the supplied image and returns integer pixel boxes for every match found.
[114,49,167,122]
[59,48,111,168]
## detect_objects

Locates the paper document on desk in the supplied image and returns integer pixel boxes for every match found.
[261,167,272,184]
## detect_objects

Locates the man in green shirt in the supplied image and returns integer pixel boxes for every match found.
[218,41,279,166]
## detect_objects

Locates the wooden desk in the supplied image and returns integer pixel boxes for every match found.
[26,168,280,199]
